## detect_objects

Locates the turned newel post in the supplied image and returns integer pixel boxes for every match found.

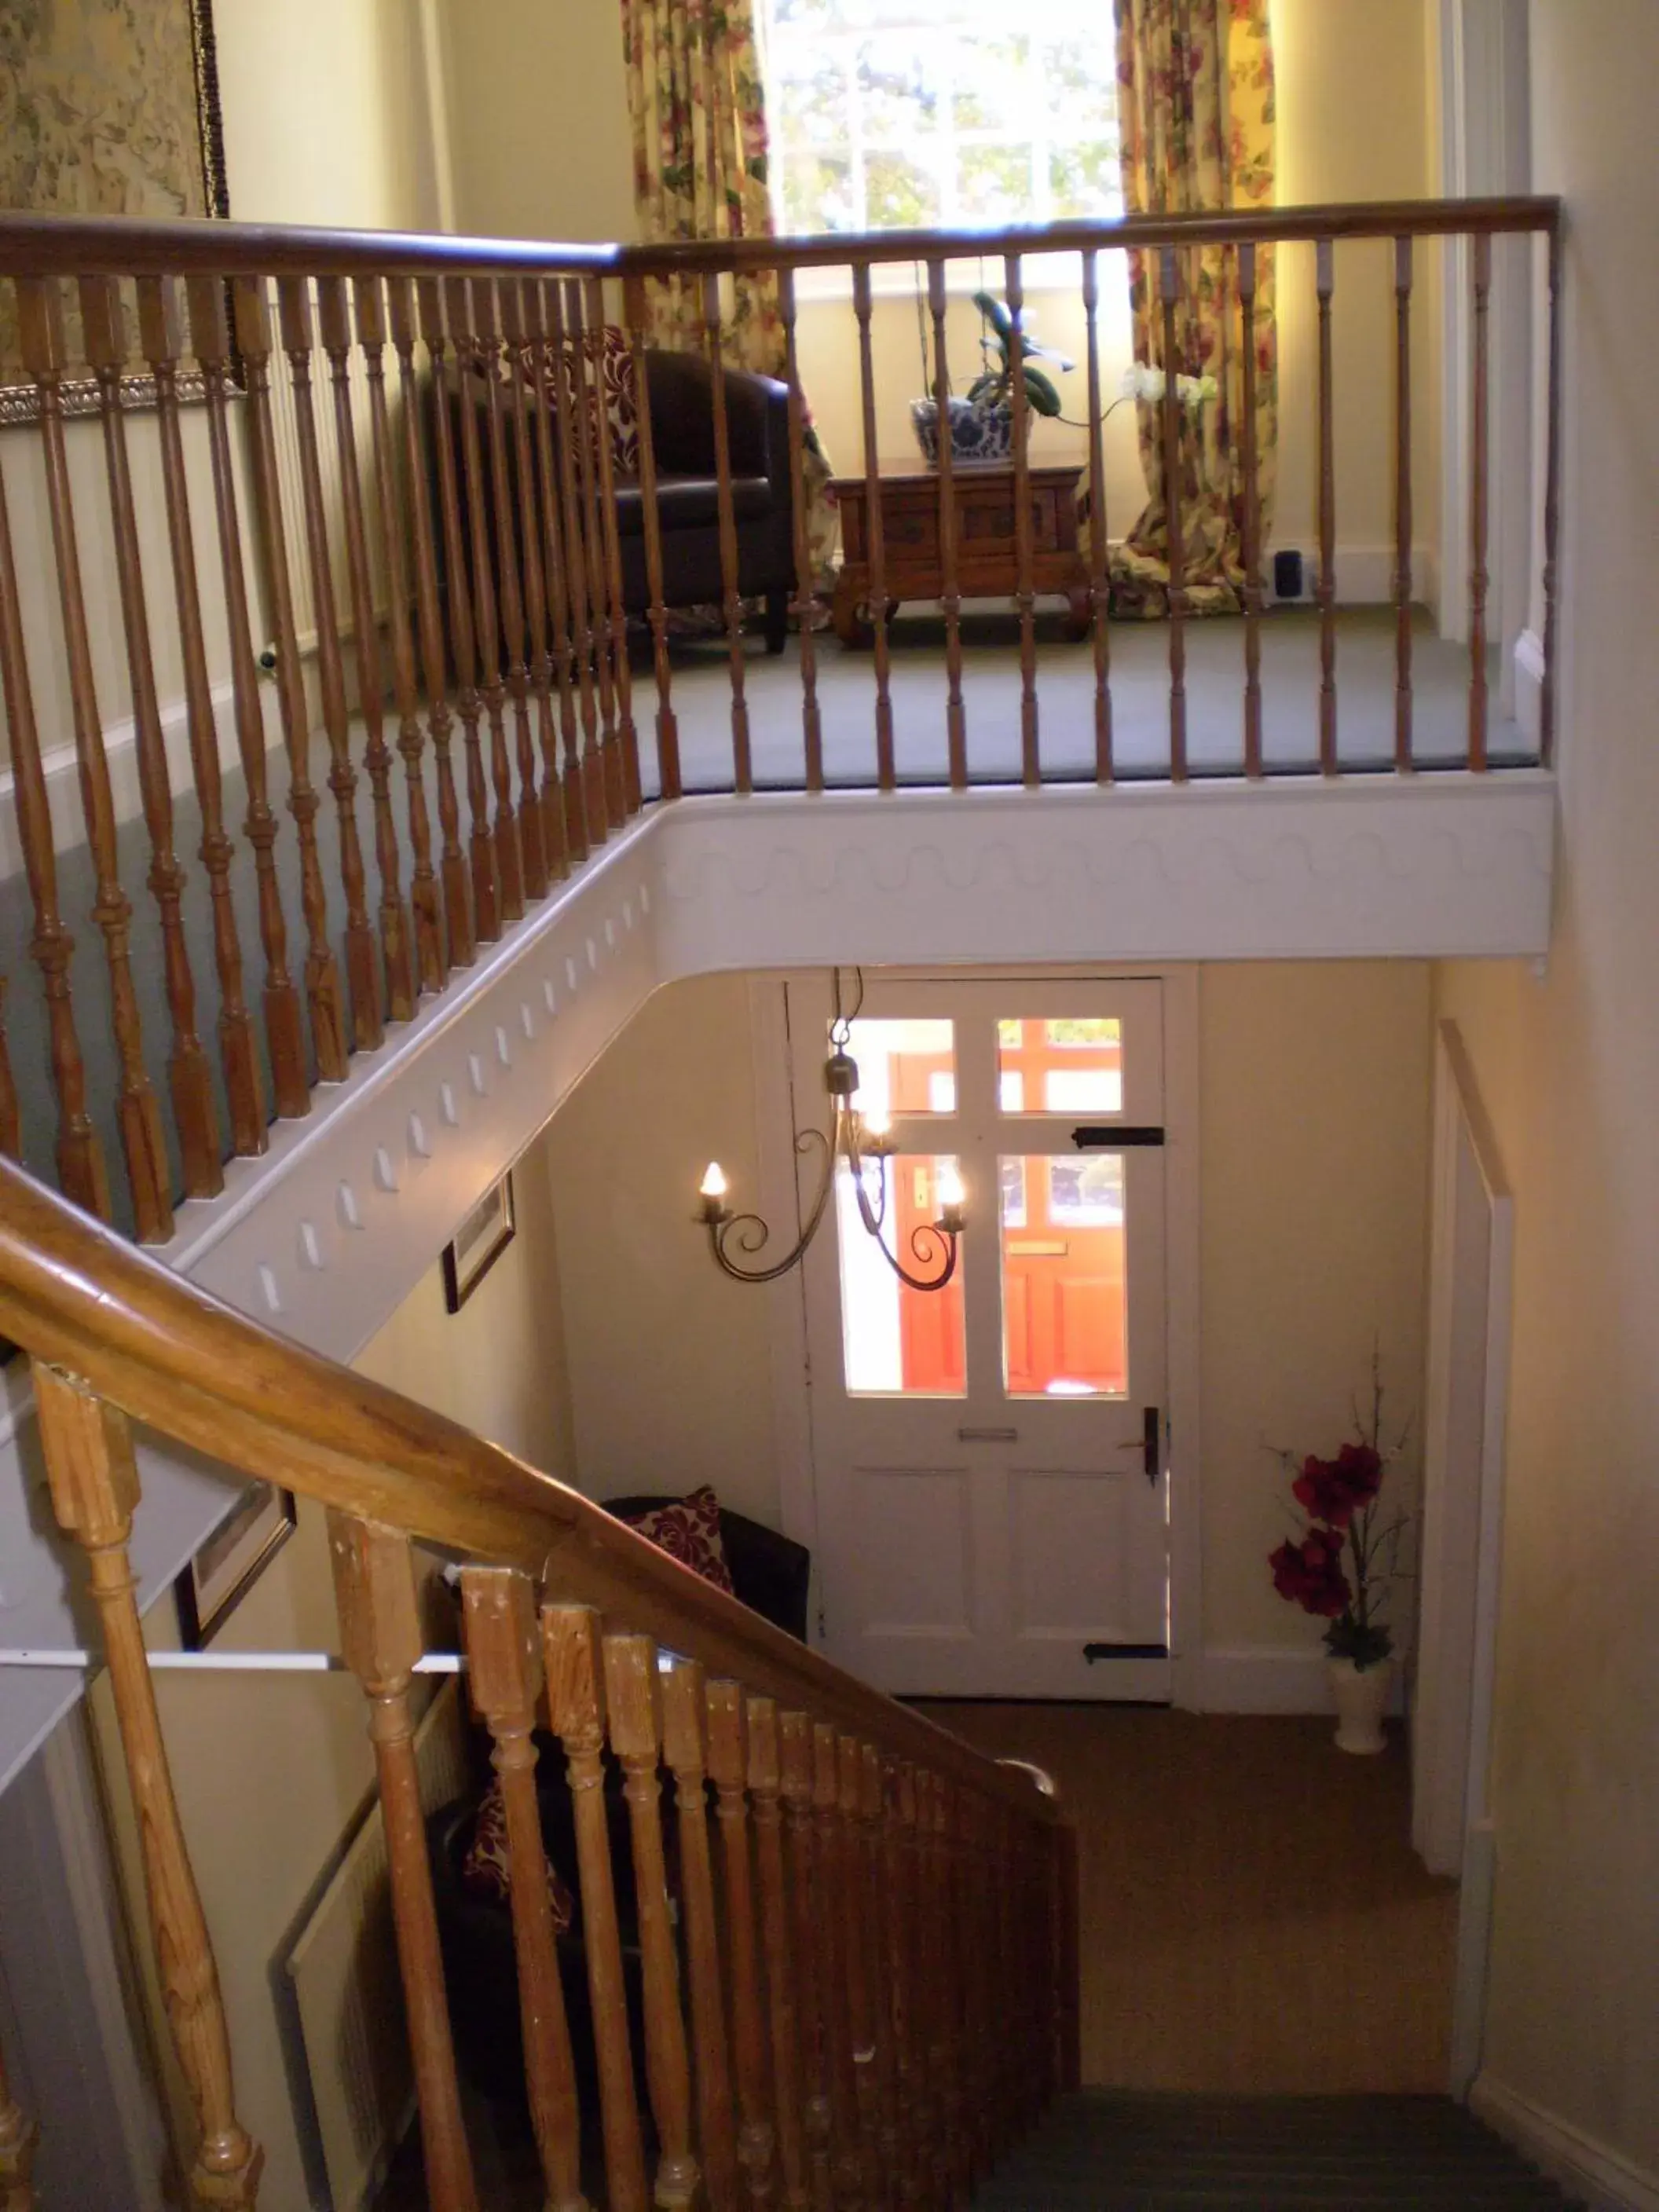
[0,2029,38,2212]
[460,1567,589,2212]
[329,1515,478,2212]
[602,1632,700,2210]
[34,1367,262,2207]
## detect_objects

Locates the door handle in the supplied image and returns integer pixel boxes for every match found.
[957,1426,1019,1443]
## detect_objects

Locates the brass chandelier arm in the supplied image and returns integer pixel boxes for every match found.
[704,1125,837,1285]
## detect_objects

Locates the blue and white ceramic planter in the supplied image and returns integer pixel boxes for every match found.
[910,394,1017,467]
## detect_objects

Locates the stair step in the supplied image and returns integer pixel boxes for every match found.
[969,2093,1577,2210]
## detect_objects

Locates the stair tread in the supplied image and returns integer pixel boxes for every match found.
[968,2093,1578,2210]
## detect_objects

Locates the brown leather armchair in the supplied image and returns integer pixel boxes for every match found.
[441,346,797,656]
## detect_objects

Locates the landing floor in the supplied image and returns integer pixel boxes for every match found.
[914,1704,1458,2094]
[644,604,1525,795]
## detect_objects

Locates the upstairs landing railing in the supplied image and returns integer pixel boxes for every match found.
[0,1151,1075,2210]
[0,197,1560,1248]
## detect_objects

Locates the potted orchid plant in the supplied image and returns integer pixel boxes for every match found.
[1267,1359,1412,1754]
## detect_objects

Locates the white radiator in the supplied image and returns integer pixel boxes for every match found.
[284,1680,471,2212]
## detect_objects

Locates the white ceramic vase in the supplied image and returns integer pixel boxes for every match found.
[1327,1654,1391,1754]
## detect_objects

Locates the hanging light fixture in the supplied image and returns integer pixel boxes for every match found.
[696,970,965,1290]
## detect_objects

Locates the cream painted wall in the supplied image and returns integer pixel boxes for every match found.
[1199,961,1431,1650]
[545,962,1434,1661]
[436,0,637,243]
[543,973,782,1525]
[90,1126,573,2206]
[1433,0,1659,2178]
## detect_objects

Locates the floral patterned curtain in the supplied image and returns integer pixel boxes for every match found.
[1110,0,1278,618]
[621,0,837,574]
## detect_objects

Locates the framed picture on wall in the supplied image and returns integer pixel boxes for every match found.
[0,0,230,422]
[442,1173,516,1313]
[174,1482,296,1650]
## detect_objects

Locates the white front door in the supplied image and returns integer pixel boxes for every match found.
[795,976,1170,1701]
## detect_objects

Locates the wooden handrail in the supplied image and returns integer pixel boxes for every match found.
[0,1154,1052,1818]
[0,193,1560,279]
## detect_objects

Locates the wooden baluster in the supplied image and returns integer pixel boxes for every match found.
[702,272,754,799]
[35,1368,262,2203]
[477,277,548,898]
[584,273,642,818]
[1054,1822,1081,2095]
[460,1568,589,2212]
[233,274,350,1079]
[815,1723,864,2212]
[778,267,823,794]
[859,1745,899,2208]
[851,264,895,792]
[500,279,569,882]
[709,1681,776,2210]
[81,273,222,1201]
[1316,237,1338,773]
[138,275,266,1154]
[781,1714,835,2212]
[622,274,681,802]
[316,276,416,1021]
[543,1607,650,2212]
[886,1765,921,2212]
[0,2025,38,2212]
[521,278,588,863]
[275,276,383,1054]
[562,279,624,836]
[0,365,108,1216]
[446,276,525,923]
[390,276,474,969]
[545,280,607,851]
[1468,231,1492,772]
[355,273,445,991]
[1240,241,1264,778]
[603,1633,701,2210]
[419,277,501,942]
[1390,239,1415,773]
[1540,222,1562,768]
[661,1662,741,2212]
[926,259,967,792]
[991,1807,1017,2149]
[1081,248,1112,783]
[839,1737,881,2204]
[935,1778,968,2204]
[750,1699,808,2212]
[1005,253,1040,789]
[954,1792,987,2186]
[186,277,309,1119]
[907,1773,938,2210]
[16,278,172,1239]
[1158,247,1188,784]
[329,1516,477,2212]
[0,980,19,1161]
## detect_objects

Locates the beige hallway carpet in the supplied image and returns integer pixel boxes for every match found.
[911,1704,1459,2095]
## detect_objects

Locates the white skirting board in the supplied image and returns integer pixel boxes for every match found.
[1470,2075,1659,2212]
[1188,1644,1407,1716]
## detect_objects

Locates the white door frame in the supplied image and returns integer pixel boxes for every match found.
[753,963,1202,1704]
[1412,1018,1513,2096]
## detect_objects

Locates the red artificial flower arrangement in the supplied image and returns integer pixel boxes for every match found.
[1267,1360,1409,1672]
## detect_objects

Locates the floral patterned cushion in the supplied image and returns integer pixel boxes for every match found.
[617,1485,735,1595]
[460,1775,577,1925]
[521,324,639,479]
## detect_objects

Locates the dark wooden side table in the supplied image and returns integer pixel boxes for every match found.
[829,461,1093,643]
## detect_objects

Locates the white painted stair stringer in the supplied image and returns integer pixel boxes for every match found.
[0,770,1555,1789]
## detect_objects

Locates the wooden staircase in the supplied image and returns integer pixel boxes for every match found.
[969,2093,1577,2210]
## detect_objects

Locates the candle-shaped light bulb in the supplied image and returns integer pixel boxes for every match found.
[937,1162,966,1229]
[698,1161,730,1224]
[864,1104,892,1148]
